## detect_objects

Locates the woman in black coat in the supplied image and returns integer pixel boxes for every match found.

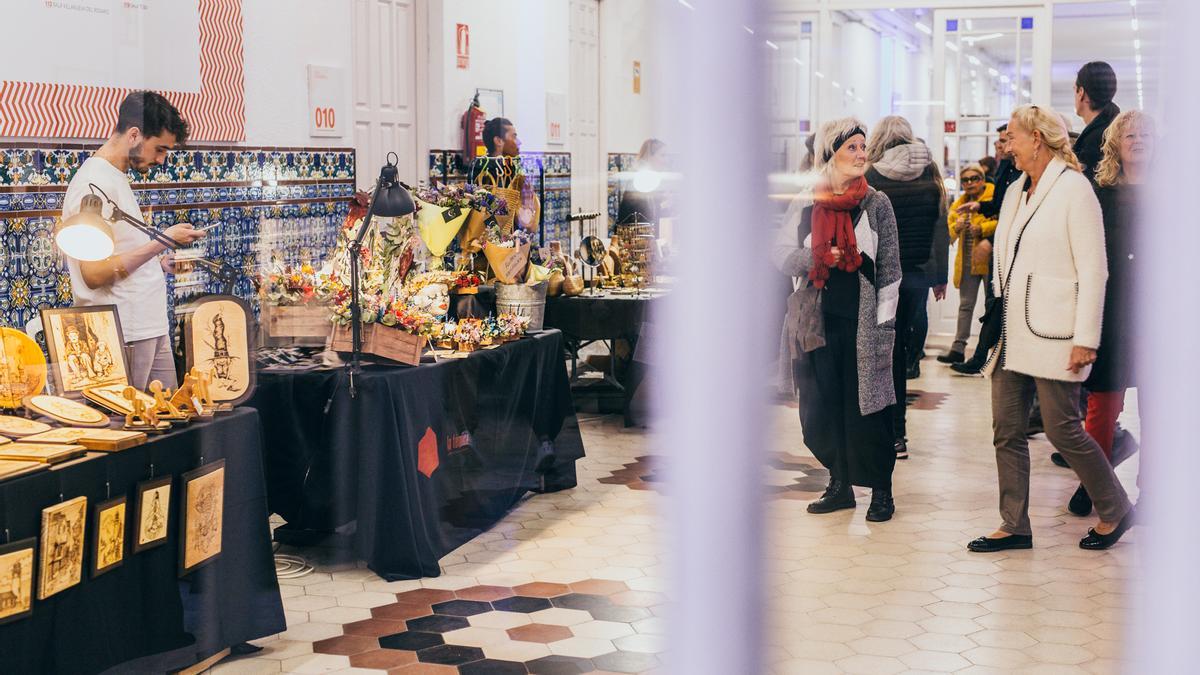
[1070,110,1154,513]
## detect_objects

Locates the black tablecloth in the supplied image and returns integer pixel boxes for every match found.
[252,329,585,580]
[0,409,285,675]
[543,293,661,342]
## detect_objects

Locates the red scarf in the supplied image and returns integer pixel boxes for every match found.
[809,177,866,288]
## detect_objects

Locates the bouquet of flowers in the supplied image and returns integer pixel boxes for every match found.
[452,270,483,295]
[255,258,329,306]
[454,318,485,351]
[496,313,531,341]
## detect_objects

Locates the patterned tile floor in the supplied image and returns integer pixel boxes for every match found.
[212,341,1138,674]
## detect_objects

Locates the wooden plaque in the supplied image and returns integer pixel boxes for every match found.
[182,295,256,407]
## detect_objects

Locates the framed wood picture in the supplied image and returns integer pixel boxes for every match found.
[38,496,87,600]
[179,460,225,575]
[133,476,172,553]
[23,394,110,428]
[91,496,127,577]
[0,327,47,409]
[41,305,129,396]
[182,296,256,407]
[0,537,36,625]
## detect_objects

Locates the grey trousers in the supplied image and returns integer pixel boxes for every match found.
[992,367,1132,536]
[952,272,984,354]
[126,334,178,391]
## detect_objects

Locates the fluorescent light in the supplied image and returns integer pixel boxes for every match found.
[894,100,948,106]
[965,33,1003,44]
[814,71,825,79]
[946,41,959,52]
[1021,89,1031,98]
[1000,75,1011,83]
[832,81,842,89]
[793,57,805,66]
[1132,18,1139,31]
[856,97,864,103]
[765,40,779,50]
[1135,39,1141,49]
[678,0,694,9]
[988,68,1000,77]
[1131,0,1138,6]
[915,22,932,35]
[744,25,755,35]
[1137,65,1143,76]
[1010,83,1018,92]
[966,19,974,30]
[971,70,978,78]
[1136,53,1142,64]
[968,55,981,66]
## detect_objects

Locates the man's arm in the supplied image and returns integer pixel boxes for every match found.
[78,223,205,289]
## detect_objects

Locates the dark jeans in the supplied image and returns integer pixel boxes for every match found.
[892,287,928,440]
[795,315,895,489]
[907,292,929,369]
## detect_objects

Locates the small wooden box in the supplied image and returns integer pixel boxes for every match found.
[22,428,147,452]
[331,323,427,367]
[264,304,331,338]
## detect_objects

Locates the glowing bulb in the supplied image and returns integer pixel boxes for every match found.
[632,170,663,193]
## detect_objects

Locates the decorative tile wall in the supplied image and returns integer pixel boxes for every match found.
[427,149,573,247]
[0,144,355,330]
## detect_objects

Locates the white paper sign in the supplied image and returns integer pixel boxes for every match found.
[546,92,566,146]
[307,65,346,138]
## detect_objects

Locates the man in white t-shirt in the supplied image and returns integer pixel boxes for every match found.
[61,91,206,389]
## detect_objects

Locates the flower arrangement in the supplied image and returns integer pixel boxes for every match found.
[255,258,329,306]
[496,313,531,340]
[463,184,510,218]
[414,183,473,210]
[485,219,534,248]
[453,270,483,294]
[454,318,485,351]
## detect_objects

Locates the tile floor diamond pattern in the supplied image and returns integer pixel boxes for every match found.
[213,348,1136,673]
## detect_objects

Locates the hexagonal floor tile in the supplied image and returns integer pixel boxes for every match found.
[571,620,636,640]
[612,633,664,654]
[342,617,409,638]
[513,582,572,598]
[416,644,486,666]
[312,634,379,656]
[396,589,457,606]
[372,602,434,622]
[551,593,613,612]
[529,608,594,627]
[526,654,596,674]
[455,585,515,602]
[348,648,418,670]
[379,631,444,652]
[569,579,629,596]
[459,659,528,675]
[591,650,660,673]
[440,626,512,649]
[468,611,534,630]
[587,605,652,623]
[548,636,617,659]
[507,623,574,643]
[481,640,552,663]
[492,596,555,613]
[430,599,493,617]
[406,614,471,634]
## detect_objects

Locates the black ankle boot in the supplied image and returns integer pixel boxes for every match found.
[866,488,895,522]
[807,479,856,514]
[1068,484,1093,517]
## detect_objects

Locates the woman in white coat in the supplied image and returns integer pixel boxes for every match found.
[968,105,1134,553]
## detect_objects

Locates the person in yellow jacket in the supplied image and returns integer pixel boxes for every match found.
[940,163,997,363]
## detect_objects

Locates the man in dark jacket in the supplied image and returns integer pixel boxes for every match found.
[951,124,1022,375]
[1072,61,1120,184]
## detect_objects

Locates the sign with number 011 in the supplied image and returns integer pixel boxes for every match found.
[307,65,346,137]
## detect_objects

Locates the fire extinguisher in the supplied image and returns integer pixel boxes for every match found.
[461,93,487,164]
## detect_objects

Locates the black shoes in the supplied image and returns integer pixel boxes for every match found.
[906,362,921,380]
[1068,484,1093,517]
[967,533,1033,553]
[1079,507,1136,550]
[936,351,965,364]
[866,489,895,522]
[807,479,856,514]
[1050,452,1070,468]
[894,439,909,460]
[950,359,984,375]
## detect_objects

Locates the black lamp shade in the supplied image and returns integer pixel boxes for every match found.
[371,161,415,217]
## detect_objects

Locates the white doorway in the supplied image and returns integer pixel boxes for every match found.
[929,6,1051,339]
[352,0,424,189]
[570,0,603,234]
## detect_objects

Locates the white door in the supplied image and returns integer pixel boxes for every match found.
[929,6,1051,340]
[569,0,603,233]
[353,0,422,189]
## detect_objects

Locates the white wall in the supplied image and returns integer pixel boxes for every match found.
[426,0,569,151]
[241,0,354,147]
[602,0,657,154]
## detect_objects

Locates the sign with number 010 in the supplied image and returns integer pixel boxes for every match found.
[307,65,346,137]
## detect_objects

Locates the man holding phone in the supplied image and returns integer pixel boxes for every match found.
[61,91,206,389]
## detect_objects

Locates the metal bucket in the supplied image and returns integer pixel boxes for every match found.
[495,281,548,331]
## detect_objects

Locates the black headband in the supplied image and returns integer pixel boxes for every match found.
[825,126,866,161]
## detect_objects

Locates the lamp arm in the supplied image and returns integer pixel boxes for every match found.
[348,181,383,398]
[105,197,239,284]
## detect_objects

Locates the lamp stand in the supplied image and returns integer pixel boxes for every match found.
[347,185,383,399]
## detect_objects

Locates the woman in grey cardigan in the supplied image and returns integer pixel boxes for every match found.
[772,117,902,521]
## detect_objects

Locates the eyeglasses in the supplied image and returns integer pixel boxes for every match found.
[961,175,983,184]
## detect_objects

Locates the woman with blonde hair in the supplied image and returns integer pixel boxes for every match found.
[940,163,997,363]
[969,105,1134,553]
[1061,110,1155,516]
[772,117,902,521]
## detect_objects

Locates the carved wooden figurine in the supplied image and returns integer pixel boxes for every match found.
[148,380,189,422]
[123,386,162,432]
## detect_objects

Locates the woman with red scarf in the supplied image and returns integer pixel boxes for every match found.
[772,118,903,521]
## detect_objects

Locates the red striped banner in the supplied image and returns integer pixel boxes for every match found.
[0,0,244,142]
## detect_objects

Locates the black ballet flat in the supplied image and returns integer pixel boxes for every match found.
[1079,508,1136,550]
[967,533,1033,553]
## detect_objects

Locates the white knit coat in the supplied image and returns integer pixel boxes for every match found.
[987,157,1108,382]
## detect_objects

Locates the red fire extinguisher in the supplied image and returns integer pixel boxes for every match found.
[461,93,487,164]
